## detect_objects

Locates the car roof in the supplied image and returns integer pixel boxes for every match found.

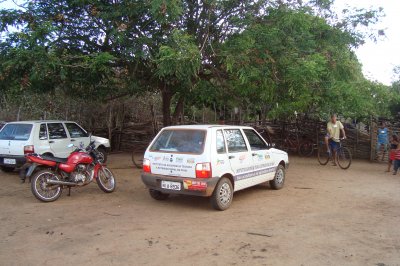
[163,124,254,130]
[4,120,78,124]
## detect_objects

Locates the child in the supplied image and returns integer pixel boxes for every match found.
[388,135,399,172]
[392,141,400,175]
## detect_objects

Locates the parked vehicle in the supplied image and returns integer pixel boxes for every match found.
[0,120,110,173]
[26,141,116,202]
[141,125,289,210]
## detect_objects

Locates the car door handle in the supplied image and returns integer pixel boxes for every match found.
[228,155,235,159]
[252,153,257,156]
[71,139,76,142]
[49,141,54,144]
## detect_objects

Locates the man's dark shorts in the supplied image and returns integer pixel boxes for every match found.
[329,140,340,151]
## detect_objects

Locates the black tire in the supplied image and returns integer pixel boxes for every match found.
[337,147,352,170]
[211,177,233,211]
[0,166,15,172]
[317,144,330,165]
[149,189,169,200]
[96,167,116,193]
[299,141,314,157]
[96,147,108,163]
[31,169,62,202]
[269,165,285,190]
[132,148,144,169]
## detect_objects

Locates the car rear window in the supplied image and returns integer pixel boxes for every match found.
[0,124,33,141]
[150,129,206,154]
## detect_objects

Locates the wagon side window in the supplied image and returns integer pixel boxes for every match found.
[224,129,248,153]
[47,123,68,139]
[216,130,226,154]
[39,124,48,140]
[243,129,268,151]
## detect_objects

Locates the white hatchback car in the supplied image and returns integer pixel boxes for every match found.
[0,120,110,172]
[141,125,289,210]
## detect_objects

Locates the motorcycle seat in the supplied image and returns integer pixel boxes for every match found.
[40,154,68,163]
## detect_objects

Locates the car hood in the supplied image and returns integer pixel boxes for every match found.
[269,148,288,156]
[91,136,110,147]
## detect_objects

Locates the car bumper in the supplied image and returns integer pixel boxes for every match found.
[0,154,26,168]
[141,173,220,197]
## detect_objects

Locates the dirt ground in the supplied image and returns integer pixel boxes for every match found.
[0,154,399,266]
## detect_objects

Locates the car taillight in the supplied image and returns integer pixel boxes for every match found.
[24,145,34,154]
[196,163,212,178]
[143,158,151,173]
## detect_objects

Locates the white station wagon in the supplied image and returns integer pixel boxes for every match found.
[0,120,110,173]
[141,125,289,210]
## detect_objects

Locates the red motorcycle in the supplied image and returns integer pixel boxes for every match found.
[25,141,116,202]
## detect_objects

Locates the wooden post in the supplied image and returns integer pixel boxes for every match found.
[356,121,359,159]
[16,106,21,121]
[370,116,374,161]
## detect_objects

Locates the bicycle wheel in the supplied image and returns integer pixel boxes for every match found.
[317,144,330,165]
[299,140,314,157]
[337,147,352,169]
[132,148,145,169]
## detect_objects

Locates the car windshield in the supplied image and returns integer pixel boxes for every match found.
[0,124,33,141]
[150,129,206,154]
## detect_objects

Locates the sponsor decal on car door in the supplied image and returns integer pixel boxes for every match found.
[223,129,254,191]
[243,129,276,182]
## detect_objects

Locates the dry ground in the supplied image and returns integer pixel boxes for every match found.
[0,154,399,266]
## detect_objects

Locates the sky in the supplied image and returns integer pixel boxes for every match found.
[333,0,400,85]
[0,0,399,85]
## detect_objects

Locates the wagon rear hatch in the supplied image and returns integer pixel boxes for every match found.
[146,129,207,178]
[0,123,33,156]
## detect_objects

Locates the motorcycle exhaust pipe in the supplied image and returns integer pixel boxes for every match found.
[46,179,77,186]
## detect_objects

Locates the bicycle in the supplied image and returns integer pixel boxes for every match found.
[131,124,160,168]
[317,138,352,169]
[131,142,149,168]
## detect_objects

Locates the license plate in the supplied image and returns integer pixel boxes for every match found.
[161,181,181,191]
[3,158,16,165]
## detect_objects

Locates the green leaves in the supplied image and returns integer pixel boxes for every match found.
[155,30,200,85]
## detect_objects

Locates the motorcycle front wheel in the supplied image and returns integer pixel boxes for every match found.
[31,169,62,202]
[96,167,116,193]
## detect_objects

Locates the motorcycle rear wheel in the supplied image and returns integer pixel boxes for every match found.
[96,167,116,193]
[31,169,62,202]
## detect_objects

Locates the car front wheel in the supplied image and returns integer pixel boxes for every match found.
[269,165,285,190]
[211,177,233,211]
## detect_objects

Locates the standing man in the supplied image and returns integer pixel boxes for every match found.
[325,114,346,166]
[376,121,389,161]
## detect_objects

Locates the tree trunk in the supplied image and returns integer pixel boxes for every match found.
[161,87,172,126]
[172,95,185,125]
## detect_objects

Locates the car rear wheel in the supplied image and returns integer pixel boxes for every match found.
[0,166,15,173]
[211,177,233,211]
[149,189,169,200]
[269,165,285,190]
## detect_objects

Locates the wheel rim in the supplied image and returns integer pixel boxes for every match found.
[275,168,284,184]
[318,145,330,165]
[132,152,144,168]
[300,142,313,156]
[34,172,61,200]
[218,183,232,206]
[98,168,115,191]
[337,147,352,169]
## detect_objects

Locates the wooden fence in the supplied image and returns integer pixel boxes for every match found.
[94,117,379,160]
